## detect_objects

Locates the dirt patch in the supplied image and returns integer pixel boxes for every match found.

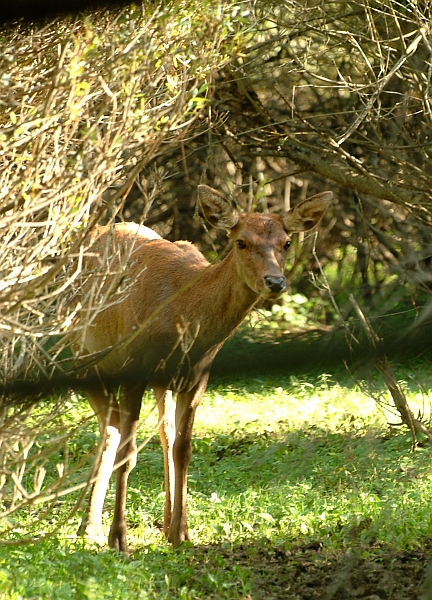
[194,541,430,599]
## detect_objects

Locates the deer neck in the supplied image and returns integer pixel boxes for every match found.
[194,250,259,342]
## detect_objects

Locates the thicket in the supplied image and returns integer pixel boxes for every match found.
[1,0,432,542]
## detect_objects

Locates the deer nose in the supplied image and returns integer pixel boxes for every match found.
[264,275,286,293]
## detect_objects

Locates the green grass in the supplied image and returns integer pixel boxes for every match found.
[2,364,432,598]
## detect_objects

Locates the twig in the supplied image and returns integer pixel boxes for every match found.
[349,294,432,448]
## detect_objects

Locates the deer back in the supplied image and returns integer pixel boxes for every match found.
[76,186,333,391]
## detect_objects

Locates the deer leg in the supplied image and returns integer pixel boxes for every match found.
[169,376,209,547]
[81,382,120,542]
[154,387,176,538]
[108,381,145,554]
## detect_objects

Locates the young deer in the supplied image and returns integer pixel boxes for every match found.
[77,184,333,553]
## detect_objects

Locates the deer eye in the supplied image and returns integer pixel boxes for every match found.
[284,240,291,250]
[236,239,247,249]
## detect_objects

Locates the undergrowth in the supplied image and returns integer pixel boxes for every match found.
[2,363,432,598]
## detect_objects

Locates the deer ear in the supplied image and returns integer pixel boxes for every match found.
[198,185,239,230]
[283,191,333,232]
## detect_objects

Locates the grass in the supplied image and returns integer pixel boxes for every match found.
[2,362,432,599]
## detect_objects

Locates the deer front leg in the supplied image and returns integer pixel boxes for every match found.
[155,387,176,538]
[108,382,145,554]
[169,377,208,547]
[82,382,121,542]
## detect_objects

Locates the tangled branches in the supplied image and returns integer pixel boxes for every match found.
[0,0,242,542]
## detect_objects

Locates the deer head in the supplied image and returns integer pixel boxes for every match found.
[198,185,333,299]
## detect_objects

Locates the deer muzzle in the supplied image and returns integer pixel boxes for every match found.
[263,275,287,294]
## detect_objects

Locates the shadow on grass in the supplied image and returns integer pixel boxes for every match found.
[212,322,432,380]
[3,424,432,600]
[139,537,430,600]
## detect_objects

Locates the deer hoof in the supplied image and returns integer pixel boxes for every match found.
[85,525,105,545]
[168,527,190,548]
[78,520,104,544]
[108,523,129,554]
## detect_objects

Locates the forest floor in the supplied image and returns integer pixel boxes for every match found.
[189,541,430,599]
[3,328,432,599]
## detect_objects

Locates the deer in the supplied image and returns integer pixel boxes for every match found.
[75,184,333,554]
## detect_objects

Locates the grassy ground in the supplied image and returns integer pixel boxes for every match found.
[2,360,432,599]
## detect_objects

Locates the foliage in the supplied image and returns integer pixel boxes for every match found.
[1,365,432,597]
[2,0,432,571]
[142,0,432,324]
[249,294,320,331]
[0,0,242,379]
[0,0,248,539]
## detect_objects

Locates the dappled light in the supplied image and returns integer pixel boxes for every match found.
[1,0,432,597]
[2,369,432,596]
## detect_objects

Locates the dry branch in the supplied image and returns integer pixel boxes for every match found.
[0,1,240,542]
[349,294,432,448]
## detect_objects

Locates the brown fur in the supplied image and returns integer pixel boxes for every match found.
[75,185,333,553]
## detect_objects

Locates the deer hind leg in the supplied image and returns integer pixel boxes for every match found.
[169,376,209,548]
[154,387,176,538]
[81,381,121,542]
[108,381,145,554]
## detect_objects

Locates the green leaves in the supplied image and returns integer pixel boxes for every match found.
[2,363,432,596]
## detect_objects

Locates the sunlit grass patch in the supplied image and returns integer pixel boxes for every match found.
[2,364,432,598]
[196,373,383,436]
